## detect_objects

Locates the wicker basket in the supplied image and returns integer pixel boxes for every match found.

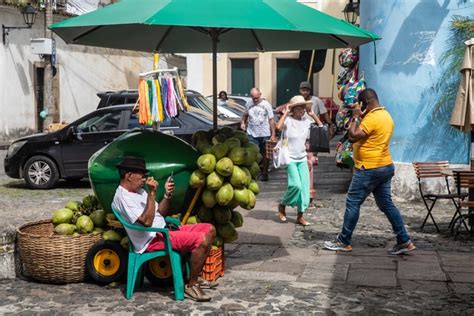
[265,140,277,160]
[17,220,102,284]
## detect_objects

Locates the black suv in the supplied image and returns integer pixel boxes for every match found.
[4,102,237,189]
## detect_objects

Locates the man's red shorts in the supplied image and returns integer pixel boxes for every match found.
[146,223,213,253]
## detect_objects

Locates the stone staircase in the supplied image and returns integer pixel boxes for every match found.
[259,134,352,201]
[314,135,352,194]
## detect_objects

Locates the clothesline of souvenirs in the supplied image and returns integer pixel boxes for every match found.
[137,68,190,126]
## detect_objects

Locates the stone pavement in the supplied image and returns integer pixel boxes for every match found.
[1,150,474,314]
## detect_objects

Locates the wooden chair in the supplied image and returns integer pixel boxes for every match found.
[111,207,186,300]
[452,170,474,237]
[412,161,466,233]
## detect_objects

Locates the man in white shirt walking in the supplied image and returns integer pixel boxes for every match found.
[240,87,276,181]
[112,156,217,302]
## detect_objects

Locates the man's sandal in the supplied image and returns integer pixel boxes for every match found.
[185,284,211,302]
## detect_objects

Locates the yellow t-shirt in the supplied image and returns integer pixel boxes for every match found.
[353,107,393,169]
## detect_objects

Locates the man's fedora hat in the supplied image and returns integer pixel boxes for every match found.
[116,156,149,174]
[288,95,312,111]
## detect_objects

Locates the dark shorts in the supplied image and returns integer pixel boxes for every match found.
[248,135,270,154]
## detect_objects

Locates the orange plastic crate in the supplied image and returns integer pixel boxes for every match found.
[200,246,224,281]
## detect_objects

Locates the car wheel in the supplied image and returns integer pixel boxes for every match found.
[23,156,59,189]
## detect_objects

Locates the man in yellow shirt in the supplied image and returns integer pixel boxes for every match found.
[324,89,415,255]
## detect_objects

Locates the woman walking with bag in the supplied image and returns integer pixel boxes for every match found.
[276,95,323,226]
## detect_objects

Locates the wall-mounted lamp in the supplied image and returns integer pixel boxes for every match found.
[2,4,38,45]
[342,0,359,25]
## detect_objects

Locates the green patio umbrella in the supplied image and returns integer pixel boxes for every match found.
[51,0,380,129]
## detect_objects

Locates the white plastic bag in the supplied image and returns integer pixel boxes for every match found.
[273,131,291,169]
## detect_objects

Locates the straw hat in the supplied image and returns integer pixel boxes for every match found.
[288,95,312,111]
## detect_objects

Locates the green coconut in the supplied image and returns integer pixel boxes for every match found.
[245,190,257,210]
[196,140,212,154]
[197,205,214,222]
[223,137,241,150]
[120,236,129,250]
[211,143,229,160]
[230,166,248,188]
[197,154,216,174]
[243,142,260,154]
[228,147,247,165]
[212,133,227,145]
[231,210,244,228]
[189,170,206,188]
[186,215,200,225]
[233,130,249,145]
[218,126,235,138]
[202,189,217,208]
[213,235,224,247]
[54,223,76,236]
[248,180,260,195]
[89,209,106,228]
[103,230,123,241]
[65,200,81,212]
[241,167,252,186]
[243,148,258,166]
[92,227,105,235]
[206,171,224,191]
[52,208,74,225]
[217,222,238,242]
[233,188,250,207]
[76,215,94,234]
[216,157,234,177]
[249,161,261,179]
[192,130,209,145]
[216,183,234,206]
[213,206,232,224]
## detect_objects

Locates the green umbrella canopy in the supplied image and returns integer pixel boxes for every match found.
[51,0,380,129]
[50,0,379,53]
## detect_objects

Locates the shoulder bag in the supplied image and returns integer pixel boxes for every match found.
[273,129,291,169]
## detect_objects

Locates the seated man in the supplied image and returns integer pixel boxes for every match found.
[112,156,216,302]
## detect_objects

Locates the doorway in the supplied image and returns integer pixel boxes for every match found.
[231,58,255,96]
[276,59,307,106]
[34,66,45,132]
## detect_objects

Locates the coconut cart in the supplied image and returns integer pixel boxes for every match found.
[84,129,203,285]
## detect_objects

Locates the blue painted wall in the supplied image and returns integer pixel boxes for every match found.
[359,0,473,164]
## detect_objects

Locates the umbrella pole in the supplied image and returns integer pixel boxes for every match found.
[211,31,218,130]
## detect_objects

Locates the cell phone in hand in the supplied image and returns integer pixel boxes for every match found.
[168,171,174,182]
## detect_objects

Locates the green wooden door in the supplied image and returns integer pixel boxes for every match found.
[231,59,255,96]
[276,59,307,105]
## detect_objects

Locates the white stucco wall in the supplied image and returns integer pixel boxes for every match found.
[1,7,182,140]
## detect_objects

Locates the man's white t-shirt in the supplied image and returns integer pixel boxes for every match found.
[284,116,311,162]
[112,186,165,253]
[245,99,274,138]
[304,96,327,122]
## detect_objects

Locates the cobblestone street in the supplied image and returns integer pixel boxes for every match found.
[1,150,474,314]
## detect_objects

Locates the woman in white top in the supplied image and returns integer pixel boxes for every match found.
[276,95,323,226]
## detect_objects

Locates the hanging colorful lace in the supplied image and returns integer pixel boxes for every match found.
[137,72,189,126]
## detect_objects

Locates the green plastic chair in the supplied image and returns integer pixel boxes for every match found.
[111,207,185,300]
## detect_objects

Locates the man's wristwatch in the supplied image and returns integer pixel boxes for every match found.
[164,193,172,200]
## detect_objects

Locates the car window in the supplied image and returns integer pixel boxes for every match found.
[128,110,180,129]
[77,111,122,133]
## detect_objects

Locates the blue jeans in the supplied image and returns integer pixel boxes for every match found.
[248,135,270,154]
[337,164,410,246]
